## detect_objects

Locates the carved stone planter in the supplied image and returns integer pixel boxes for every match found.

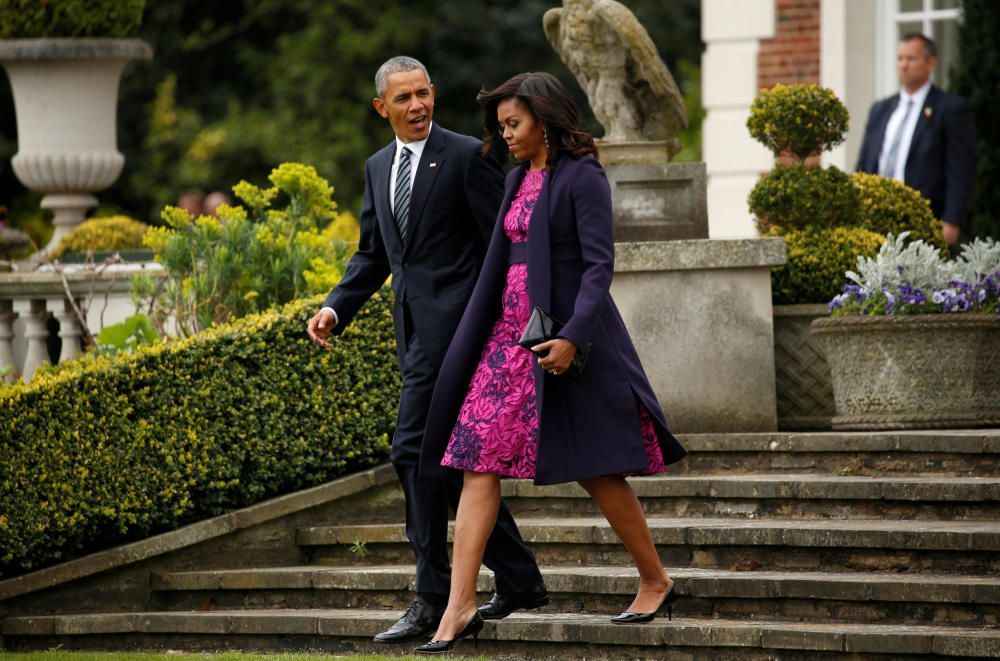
[773,304,834,430]
[0,39,152,249]
[812,314,1000,430]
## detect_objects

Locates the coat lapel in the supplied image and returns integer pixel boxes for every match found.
[906,85,939,163]
[373,143,403,256]
[870,96,899,170]
[404,125,446,253]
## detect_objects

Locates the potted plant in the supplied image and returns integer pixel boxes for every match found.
[746,83,947,430]
[0,0,151,251]
[814,233,1000,429]
[48,215,153,263]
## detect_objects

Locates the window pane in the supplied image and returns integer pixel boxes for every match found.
[933,0,960,10]
[932,19,959,89]
[899,0,924,13]
[897,20,924,40]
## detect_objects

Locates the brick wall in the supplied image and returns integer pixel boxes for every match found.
[757,0,820,89]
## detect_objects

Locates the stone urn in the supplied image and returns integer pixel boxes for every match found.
[0,39,152,250]
[812,314,1000,430]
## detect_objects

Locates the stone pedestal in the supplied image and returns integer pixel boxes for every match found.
[611,237,786,432]
[598,141,708,241]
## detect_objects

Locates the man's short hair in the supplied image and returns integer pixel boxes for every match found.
[375,56,431,98]
[901,33,937,59]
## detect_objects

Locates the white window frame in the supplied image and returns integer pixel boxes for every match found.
[877,0,962,97]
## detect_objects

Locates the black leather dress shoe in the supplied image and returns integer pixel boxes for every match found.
[374,598,444,643]
[477,585,550,620]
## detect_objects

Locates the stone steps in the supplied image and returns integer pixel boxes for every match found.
[674,431,1000,476]
[148,565,1000,627]
[502,474,1000,519]
[4,609,999,659]
[300,517,1000,574]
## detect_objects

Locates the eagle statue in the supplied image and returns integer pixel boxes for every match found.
[544,0,688,157]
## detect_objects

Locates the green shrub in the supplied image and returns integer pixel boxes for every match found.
[749,165,858,230]
[0,0,145,38]
[747,83,849,162]
[0,291,399,578]
[50,215,151,258]
[769,225,886,305]
[852,172,946,251]
[136,163,351,337]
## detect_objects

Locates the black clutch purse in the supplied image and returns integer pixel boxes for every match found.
[517,307,591,378]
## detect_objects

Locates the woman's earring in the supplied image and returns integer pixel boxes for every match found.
[544,129,550,150]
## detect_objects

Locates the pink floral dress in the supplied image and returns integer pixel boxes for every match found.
[440,169,665,479]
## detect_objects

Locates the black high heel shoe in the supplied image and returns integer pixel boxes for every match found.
[610,583,679,624]
[414,611,485,654]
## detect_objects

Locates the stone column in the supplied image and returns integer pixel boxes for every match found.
[15,298,51,383]
[54,298,84,364]
[0,299,16,384]
[611,237,786,432]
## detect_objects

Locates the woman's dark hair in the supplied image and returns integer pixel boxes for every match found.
[477,72,597,166]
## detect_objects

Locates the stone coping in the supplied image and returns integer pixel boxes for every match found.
[614,237,786,273]
[0,464,397,602]
[3,609,998,656]
[0,38,152,61]
[302,516,1000,551]
[0,263,164,297]
[150,565,1000,605]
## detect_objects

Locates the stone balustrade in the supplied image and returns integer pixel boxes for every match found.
[0,262,163,384]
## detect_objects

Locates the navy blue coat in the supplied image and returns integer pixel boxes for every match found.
[855,85,976,228]
[420,155,687,485]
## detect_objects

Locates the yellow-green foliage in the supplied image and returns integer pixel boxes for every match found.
[0,291,399,578]
[749,165,858,230]
[747,83,849,161]
[769,225,886,305]
[50,215,151,258]
[852,172,946,250]
[0,0,144,37]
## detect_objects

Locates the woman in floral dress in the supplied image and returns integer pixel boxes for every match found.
[416,72,688,654]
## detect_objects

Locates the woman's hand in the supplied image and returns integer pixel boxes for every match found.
[533,338,578,375]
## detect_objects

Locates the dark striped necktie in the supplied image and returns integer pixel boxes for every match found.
[394,146,412,240]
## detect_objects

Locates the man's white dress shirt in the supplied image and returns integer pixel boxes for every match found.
[878,81,932,182]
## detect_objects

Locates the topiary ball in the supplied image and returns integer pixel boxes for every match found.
[747,83,850,162]
[51,215,151,258]
[0,0,145,38]
[851,172,946,251]
[749,165,859,231]
[768,224,886,305]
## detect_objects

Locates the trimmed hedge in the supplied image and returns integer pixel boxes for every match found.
[749,165,858,230]
[852,172,946,250]
[0,0,145,38]
[746,83,849,162]
[51,215,151,258]
[0,292,399,578]
[769,225,885,305]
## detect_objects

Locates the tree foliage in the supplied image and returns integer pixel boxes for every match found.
[1,0,702,225]
[952,0,1000,240]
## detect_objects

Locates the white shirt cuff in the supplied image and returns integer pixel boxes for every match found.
[320,307,339,327]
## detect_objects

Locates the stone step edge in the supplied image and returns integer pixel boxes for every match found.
[676,430,1000,454]
[3,610,997,657]
[298,517,1000,551]
[502,475,1000,501]
[151,565,1000,604]
[0,464,398,603]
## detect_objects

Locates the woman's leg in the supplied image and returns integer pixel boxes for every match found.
[578,475,673,613]
[432,470,502,640]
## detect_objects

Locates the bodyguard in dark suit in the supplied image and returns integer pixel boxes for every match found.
[855,33,975,246]
[306,57,545,643]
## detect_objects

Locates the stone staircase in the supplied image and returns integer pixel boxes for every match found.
[2,431,1000,659]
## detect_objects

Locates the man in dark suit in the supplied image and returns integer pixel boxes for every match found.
[855,33,975,246]
[306,56,547,644]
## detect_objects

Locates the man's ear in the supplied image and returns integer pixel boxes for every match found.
[373,97,388,118]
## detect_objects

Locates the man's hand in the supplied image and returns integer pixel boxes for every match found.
[307,309,336,348]
[942,221,961,246]
[533,338,578,376]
